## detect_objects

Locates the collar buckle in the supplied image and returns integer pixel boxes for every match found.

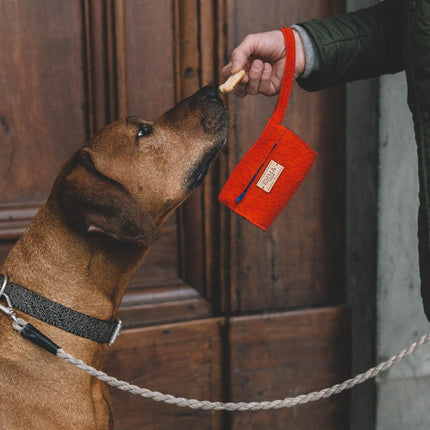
[0,275,17,323]
[108,320,122,345]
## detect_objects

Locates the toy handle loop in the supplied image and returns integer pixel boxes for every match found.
[271,28,296,124]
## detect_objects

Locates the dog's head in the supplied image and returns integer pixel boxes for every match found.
[54,86,228,247]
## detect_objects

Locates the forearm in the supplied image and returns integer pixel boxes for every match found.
[296,0,404,91]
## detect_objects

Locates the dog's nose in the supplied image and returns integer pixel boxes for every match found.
[197,85,221,102]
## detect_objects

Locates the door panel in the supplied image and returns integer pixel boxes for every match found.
[84,0,221,324]
[228,307,350,429]
[0,0,86,215]
[104,318,225,430]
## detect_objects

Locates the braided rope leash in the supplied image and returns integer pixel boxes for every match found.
[54,331,430,412]
[3,289,429,413]
[2,275,429,411]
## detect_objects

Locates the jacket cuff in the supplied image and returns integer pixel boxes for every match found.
[295,19,343,92]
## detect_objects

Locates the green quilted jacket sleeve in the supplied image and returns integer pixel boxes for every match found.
[297,0,404,91]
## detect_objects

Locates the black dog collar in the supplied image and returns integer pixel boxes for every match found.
[0,274,121,345]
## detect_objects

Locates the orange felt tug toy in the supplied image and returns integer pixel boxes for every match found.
[218,27,318,230]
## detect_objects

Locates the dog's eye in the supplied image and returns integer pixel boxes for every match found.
[137,122,152,137]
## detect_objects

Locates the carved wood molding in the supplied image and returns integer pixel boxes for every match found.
[175,0,229,309]
[119,283,212,328]
[83,0,128,137]
[0,204,40,240]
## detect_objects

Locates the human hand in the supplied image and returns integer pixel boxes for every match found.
[221,29,305,97]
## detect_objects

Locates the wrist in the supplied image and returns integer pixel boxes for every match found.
[291,29,306,79]
[291,25,320,79]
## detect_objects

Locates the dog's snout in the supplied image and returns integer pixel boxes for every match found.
[199,85,217,100]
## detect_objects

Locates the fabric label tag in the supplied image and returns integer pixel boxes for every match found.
[256,160,284,192]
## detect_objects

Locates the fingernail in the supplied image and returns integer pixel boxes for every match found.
[252,62,263,72]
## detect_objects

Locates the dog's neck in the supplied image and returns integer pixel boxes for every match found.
[1,198,149,362]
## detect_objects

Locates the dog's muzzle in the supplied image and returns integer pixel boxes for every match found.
[185,87,228,191]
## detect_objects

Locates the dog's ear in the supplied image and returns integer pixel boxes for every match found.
[56,149,158,247]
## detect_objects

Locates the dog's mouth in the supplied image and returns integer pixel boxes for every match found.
[186,140,226,191]
[183,86,229,191]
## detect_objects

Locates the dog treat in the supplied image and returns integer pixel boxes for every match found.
[219,70,246,93]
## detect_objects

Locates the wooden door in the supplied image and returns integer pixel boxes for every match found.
[0,1,348,429]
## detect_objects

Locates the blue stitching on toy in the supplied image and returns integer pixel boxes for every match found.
[235,140,279,204]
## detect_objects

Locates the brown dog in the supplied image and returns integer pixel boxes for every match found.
[0,86,228,429]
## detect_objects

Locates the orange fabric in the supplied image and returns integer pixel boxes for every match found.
[218,28,318,230]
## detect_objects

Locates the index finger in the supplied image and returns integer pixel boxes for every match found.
[230,35,257,73]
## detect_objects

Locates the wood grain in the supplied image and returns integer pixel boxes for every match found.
[105,318,226,430]
[228,306,350,429]
[0,1,86,205]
